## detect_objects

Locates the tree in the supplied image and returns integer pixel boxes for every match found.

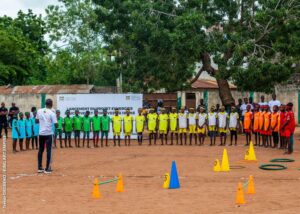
[46,0,118,85]
[0,10,49,85]
[93,0,300,105]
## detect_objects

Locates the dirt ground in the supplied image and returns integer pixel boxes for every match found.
[1,128,300,214]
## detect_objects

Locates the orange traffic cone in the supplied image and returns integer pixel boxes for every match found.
[236,182,245,205]
[247,175,255,194]
[92,178,101,199]
[116,174,124,192]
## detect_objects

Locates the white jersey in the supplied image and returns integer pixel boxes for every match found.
[229,112,239,128]
[36,108,57,136]
[188,113,197,125]
[178,113,187,128]
[198,113,207,127]
[218,112,228,128]
[208,112,217,126]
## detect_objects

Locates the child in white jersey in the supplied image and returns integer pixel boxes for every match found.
[217,106,228,146]
[229,106,239,146]
[188,108,198,145]
[178,107,187,145]
[197,107,207,146]
[208,106,217,146]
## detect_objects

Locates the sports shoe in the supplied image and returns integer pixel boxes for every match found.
[44,169,53,174]
[38,168,44,173]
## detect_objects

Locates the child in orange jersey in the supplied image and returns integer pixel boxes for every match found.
[253,104,260,146]
[271,105,280,148]
[258,106,265,146]
[263,106,272,147]
[243,105,253,146]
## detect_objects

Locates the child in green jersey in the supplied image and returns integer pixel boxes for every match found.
[100,109,110,147]
[55,110,64,148]
[82,111,91,148]
[73,110,82,148]
[92,110,101,147]
[63,110,73,148]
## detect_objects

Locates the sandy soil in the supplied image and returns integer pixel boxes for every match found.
[1,129,300,214]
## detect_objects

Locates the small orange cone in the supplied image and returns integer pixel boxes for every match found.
[116,174,124,192]
[236,182,245,205]
[247,175,255,194]
[92,178,101,199]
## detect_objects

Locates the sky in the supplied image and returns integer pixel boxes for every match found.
[0,0,59,18]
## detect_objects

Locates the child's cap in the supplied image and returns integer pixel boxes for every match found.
[210,106,215,110]
[200,106,205,110]
[189,107,194,110]
[19,112,23,116]
[172,107,177,110]
[181,107,185,110]
[25,112,30,116]
[220,106,225,110]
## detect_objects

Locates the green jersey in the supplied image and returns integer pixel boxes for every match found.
[57,117,63,130]
[101,116,111,131]
[92,116,101,131]
[72,115,82,131]
[83,116,91,132]
[64,117,72,132]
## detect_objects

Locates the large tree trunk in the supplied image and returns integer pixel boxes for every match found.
[216,79,235,106]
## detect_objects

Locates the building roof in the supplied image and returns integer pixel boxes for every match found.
[191,79,236,90]
[0,85,94,94]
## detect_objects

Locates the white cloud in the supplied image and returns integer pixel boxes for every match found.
[0,0,59,18]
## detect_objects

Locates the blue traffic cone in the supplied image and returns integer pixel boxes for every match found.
[169,161,180,189]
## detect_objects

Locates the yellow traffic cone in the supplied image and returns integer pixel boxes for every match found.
[236,182,246,205]
[163,173,170,189]
[116,174,124,192]
[213,159,221,172]
[247,175,255,194]
[92,178,101,199]
[221,149,230,172]
[247,141,257,161]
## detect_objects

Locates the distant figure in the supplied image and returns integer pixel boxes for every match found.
[268,93,281,112]
[258,95,268,107]
[9,103,19,127]
[0,102,8,138]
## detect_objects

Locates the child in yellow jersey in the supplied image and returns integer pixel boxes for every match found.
[217,106,228,146]
[158,108,169,145]
[112,109,122,146]
[169,107,178,145]
[123,108,133,146]
[208,106,218,146]
[135,108,145,145]
[197,107,207,146]
[188,108,198,145]
[178,107,187,145]
[147,108,158,145]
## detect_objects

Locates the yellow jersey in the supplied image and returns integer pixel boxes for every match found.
[123,115,133,133]
[158,113,169,131]
[135,115,145,133]
[112,115,122,132]
[169,113,178,131]
[147,113,158,131]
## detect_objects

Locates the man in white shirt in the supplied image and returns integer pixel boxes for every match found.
[258,95,268,107]
[240,97,253,116]
[36,99,57,174]
[268,93,281,112]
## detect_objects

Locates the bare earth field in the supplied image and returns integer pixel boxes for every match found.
[1,129,300,214]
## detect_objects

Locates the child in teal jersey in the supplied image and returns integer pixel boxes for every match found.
[18,112,26,151]
[25,112,33,150]
[11,113,19,153]
[31,111,39,149]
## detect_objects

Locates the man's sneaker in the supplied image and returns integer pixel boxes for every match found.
[38,168,44,173]
[44,169,53,174]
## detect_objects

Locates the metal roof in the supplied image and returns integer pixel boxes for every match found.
[0,85,94,94]
[191,79,236,90]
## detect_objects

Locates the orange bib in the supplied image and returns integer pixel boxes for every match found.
[271,112,279,132]
[253,112,260,130]
[259,112,265,130]
[263,112,271,131]
[244,112,252,129]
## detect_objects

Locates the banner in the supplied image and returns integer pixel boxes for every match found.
[57,94,143,139]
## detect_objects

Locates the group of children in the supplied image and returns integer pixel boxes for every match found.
[10,103,295,154]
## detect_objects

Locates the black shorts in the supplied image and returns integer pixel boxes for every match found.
[74,130,81,137]
[65,132,71,138]
[230,130,237,135]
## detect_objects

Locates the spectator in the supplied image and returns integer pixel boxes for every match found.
[236,98,243,118]
[258,95,268,107]
[197,99,207,112]
[0,102,8,138]
[240,97,253,118]
[8,103,19,127]
[268,93,281,112]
